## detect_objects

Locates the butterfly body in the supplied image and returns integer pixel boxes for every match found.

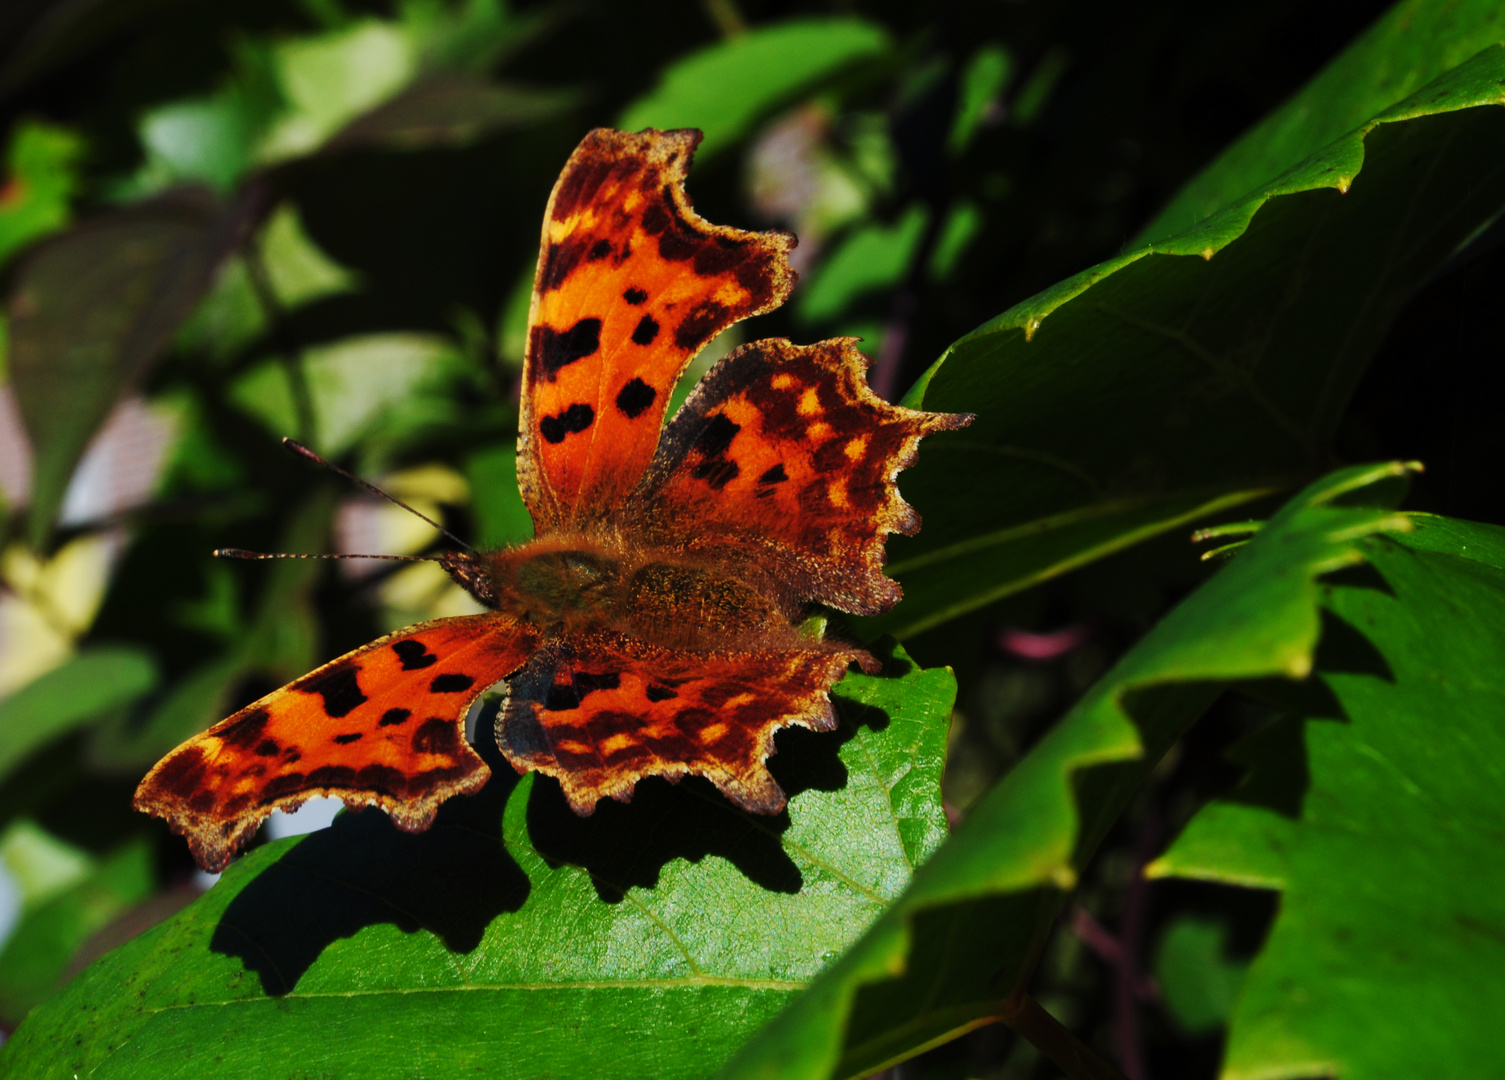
[136,127,970,872]
[445,536,792,651]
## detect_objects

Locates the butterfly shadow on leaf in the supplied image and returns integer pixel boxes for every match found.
[523,684,890,903]
[209,748,531,996]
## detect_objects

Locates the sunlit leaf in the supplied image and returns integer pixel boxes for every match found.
[0,122,82,268]
[229,333,467,456]
[619,18,892,159]
[1150,513,1505,1078]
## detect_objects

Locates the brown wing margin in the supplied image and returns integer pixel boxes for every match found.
[134,613,539,872]
[496,634,870,816]
[517,127,796,533]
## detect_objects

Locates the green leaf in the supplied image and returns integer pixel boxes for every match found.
[229,333,468,456]
[0,648,158,783]
[0,837,154,1025]
[795,204,927,325]
[0,121,83,268]
[257,20,419,162]
[1,643,953,1078]
[465,443,535,548]
[949,45,1010,155]
[1152,915,1249,1035]
[6,192,227,547]
[880,46,1505,639]
[720,463,1413,1080]
[1140,0,1505,243]
[619,18,892,159]
[1149,513,1505,1078]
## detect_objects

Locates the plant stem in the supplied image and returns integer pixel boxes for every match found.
[997,993,1130,1080]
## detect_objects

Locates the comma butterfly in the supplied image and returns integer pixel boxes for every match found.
[134,128,972,872]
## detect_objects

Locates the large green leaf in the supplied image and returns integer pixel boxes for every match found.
[721,462,1414,1079]
[878,45,1505,638]
[6,192,231,547]
[1139,0,1505,243]
[1150,513,1505,1078]
[0,643,953,1078]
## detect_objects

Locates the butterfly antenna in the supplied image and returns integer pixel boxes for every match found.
[214,549,443,563]
[281,438,476,554]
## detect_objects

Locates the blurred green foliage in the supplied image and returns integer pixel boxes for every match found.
[0,1,1503,1077]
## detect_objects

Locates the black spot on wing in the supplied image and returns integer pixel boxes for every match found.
[646,684,678,702]
[540,403,595,444]
[695,414,740,458]
[219,708,270,749]
[531,318,602,380]
[333,732,363,745]
[392,640,438,670]
[412,717,459,755]
[589,238,612,260]
[692,458,740,490]
[379,708,412,727]
[430,673,476,693]
[759,464,788,484]
[301,666,366,719]
[575,671,621,698]
[255,739,281,757]
[615,377,656,419]
[623,287,648,305]
[631,314,660,345]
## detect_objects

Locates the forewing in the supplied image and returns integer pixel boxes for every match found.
[134,613,539,872]
[519,127,795,532]
[630,337,972,616]
[496,636,867,815]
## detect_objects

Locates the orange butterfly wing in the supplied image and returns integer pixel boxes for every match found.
[517,128,795,532]
[497,634,870,815]
[134,614,538,872]
[630,338,972,615]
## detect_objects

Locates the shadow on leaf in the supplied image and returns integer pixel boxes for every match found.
[210,759,529,996]
[524,678,893,903]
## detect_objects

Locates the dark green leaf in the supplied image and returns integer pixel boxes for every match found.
[880,46,1505,638]
[1150,513,1505,1077]
[326,74,578,152]
[1139,0,1505,243]
[0,643,953,1078]
[721,463,1412,1079]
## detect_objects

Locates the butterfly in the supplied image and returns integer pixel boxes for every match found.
[134,127,972,873]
